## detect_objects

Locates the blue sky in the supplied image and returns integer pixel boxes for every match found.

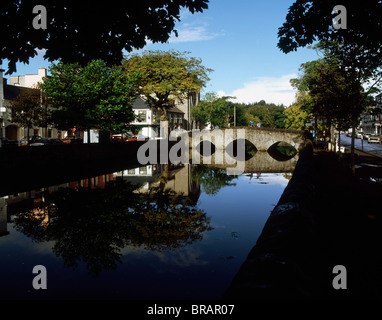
[2,0,321,106]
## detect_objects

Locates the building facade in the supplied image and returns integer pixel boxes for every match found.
[359,94,382,136]
[1,68,201,142]
[131,92,201,138]
[0,68,61,141]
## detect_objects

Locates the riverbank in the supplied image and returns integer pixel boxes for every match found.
[0,142,144,196]
[223,145,382,299]
[311,148,382,298]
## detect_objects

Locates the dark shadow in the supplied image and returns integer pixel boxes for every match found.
[225,139,257,161]
[196,140,216,156]
[267,141,298,161]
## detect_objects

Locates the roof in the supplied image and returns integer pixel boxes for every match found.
[167,106,184,114]
[132,97,184,114]
[3,84,38,100]
[132,97,150,110]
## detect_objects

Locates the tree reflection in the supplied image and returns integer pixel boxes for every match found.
[191,166,237,196]
[13,179,212,277]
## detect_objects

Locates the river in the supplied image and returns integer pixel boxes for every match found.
[0,163,291,299]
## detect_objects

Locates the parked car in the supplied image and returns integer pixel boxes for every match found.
[19,138,29,146]
[112,135,127,142]
[61,135,83,144]
[368,134,382,144]
[29,138,64,146]
[363,133,371,140]
[0,137,18,148]
[127,134,149,142]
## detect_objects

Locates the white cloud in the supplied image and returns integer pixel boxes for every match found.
[169,25,220,43]
[221,74,298,106]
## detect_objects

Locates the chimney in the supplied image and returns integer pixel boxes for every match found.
[38,67,47,78]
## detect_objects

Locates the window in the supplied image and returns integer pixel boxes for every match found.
[138,111,147,122]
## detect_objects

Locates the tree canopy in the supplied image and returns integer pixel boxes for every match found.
[123,50,212,120]
[290,54,369,131]
[1,0,209,75]
[41,60,140,134]
[10,87,48,140]
[278,1,382,88]
[191,92,235,128]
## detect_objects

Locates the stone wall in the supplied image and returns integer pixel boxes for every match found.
[223,140,317,299]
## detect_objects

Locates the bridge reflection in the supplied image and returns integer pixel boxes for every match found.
[192,151,299,174]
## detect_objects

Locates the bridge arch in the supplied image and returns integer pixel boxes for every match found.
[190,127,307,154]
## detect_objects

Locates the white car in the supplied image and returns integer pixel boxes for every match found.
[368,134,382,144]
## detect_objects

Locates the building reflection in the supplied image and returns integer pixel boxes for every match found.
[0,164,201,233]
[114,164,201,204]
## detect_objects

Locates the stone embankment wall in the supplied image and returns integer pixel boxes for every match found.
[223,140,317,299]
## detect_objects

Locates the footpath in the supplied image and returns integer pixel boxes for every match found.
[311,147,382,298]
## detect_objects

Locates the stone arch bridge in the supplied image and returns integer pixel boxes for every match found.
[186,127,308,174]
[189,127,307,153]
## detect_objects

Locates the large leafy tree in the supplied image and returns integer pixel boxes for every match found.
[283,98,312,131]
[278,0,382,70]
[291,55,370,171]
[290,57,365,129]
[41,60,140,138]
[10,87,48,140]
[278,1,382,114]
[191,92,235,128]
[0,0,209,75]
[240,102,286,128]
[123,50,212,121]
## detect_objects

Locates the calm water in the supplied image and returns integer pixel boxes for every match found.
[0,164,291,299]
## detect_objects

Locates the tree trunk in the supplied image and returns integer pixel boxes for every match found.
[338,129,341,153]
[351,122,356,175]
[314,116,318,146]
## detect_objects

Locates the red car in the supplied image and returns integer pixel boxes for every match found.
[112,135,126,142]
[127,135,148,142]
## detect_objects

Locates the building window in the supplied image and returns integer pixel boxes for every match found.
[138,111,147,122]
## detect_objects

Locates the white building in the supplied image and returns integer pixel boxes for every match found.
[10,67,47,88]
[0,68,61,141]
[131,93,201,139]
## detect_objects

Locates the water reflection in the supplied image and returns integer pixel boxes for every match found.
[0,163,292,299]
[9,164,212,277]
[191,166,237,196]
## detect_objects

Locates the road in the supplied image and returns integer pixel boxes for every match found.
[340,134,382,157]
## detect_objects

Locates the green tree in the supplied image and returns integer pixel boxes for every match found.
[278,1,382,171]
[283,98,312,131]
[291,54,370,171]
[277,0,382,75]
[123,50,212,121]
[10,88,48,140]
[41,60,140,140]
[191,92,235,128]
[0,0,209,74]
[242,102,286,128]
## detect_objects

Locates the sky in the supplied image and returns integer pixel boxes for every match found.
[1,0,322,107]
